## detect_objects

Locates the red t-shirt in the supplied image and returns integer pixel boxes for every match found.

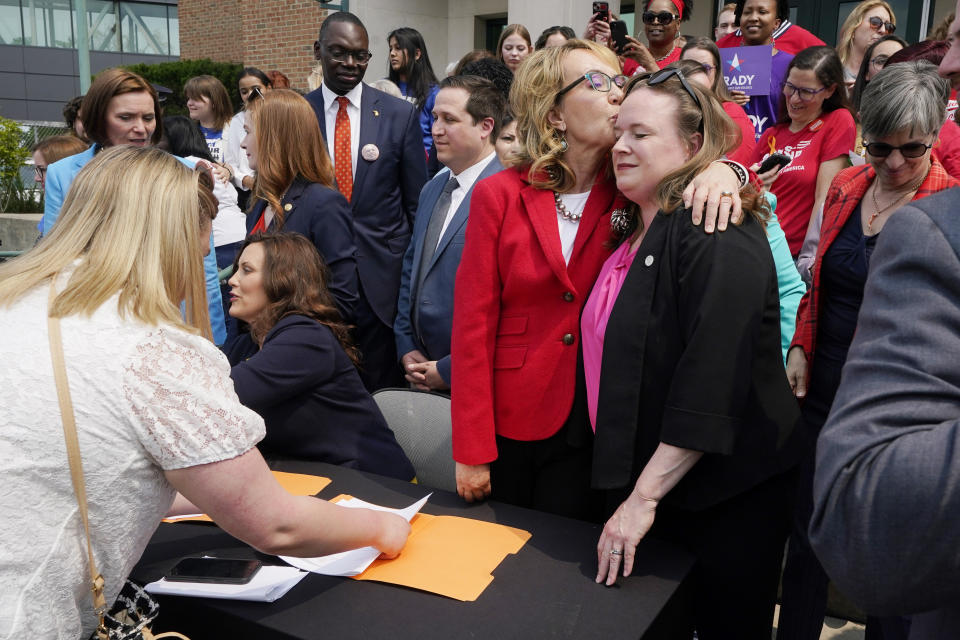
[750,108,856,255]
[622,46,681,75]
[722,100,757,165]
[716,23,825,55]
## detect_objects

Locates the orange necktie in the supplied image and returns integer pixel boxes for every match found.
[334,96,353,202]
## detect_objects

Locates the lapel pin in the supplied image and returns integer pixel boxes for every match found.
[644,255,654,267]
[283,203,292,212]
[373,109,380,117]
[361,144,380,161]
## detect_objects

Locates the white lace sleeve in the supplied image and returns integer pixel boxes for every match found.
[122,328,266,470]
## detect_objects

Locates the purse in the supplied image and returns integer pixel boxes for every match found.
[47,282,190,640]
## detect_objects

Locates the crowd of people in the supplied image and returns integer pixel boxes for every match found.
[4,1,960,638]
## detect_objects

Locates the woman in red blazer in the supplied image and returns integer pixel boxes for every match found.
[781,61,958,639]
[451,39,745,518]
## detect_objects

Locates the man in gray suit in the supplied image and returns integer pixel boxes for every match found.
[810,19,960,638]
[809,187,960,638]
[394,75,505,392]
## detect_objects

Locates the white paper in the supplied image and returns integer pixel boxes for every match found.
[145,564,308,602]
[280,494,431,577]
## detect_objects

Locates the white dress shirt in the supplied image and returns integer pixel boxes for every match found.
[436,151,497,248]
[321,82,363,178]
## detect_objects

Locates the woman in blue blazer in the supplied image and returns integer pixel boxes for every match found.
[242,89,359,323]
[42,67,226,344]
[223,232,414,480]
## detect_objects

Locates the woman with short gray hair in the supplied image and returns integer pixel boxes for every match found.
[779,59,958,638]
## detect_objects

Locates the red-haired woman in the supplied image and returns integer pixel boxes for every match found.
[241,89,359,323]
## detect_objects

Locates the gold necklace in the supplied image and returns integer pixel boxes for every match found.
[868,175,925,231]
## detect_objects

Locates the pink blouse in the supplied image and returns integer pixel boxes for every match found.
[581,240,639,430]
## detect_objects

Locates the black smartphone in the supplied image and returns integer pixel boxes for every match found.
[592,1,610,22]
[165,557,262,585]
[610,20,629,52]
[758,152,792,174]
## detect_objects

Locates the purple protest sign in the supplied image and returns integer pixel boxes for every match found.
[719,44,773,96]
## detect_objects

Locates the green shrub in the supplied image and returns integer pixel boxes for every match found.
[0,115,37,213]
[122,59,245,118]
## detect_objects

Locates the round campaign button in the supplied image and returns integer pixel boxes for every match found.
[361,144,380,161]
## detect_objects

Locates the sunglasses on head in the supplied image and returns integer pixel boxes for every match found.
[867,16,896,33]
[644,67,702,110]
[863,141,932,158]
[642,11,679,25]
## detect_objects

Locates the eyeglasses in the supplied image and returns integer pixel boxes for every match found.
[556,71,628,101]
[782,81,828,102]
[642,11,679,25]
[324,45,373,63]
[33,165,46,178]
[867,16,896,33]
[869,54,891,68]
[863,141,932,158]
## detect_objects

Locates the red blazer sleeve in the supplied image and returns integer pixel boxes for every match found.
[451,177,506,464]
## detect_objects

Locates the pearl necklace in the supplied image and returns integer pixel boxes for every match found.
[868,175,925,231]
[554,190,584,222]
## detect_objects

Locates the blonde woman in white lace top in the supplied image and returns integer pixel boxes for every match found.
[0,147,410,639]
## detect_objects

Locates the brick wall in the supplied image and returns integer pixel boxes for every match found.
[180,0,328,92]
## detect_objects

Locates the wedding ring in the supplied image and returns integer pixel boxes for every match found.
[609,549,623,556]
[719,190,734,198]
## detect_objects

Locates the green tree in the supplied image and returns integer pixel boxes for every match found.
[0,116,34,213]
[122,59,245,118]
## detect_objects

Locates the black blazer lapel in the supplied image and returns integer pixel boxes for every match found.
[592,215,669,489]
[352,88,380,203]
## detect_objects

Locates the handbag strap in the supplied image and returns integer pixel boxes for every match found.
[47,281,109,627]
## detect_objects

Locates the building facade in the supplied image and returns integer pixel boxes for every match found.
[0,0,952,122]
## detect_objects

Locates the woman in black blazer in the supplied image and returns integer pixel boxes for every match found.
[584,69,802,639]
[223,232,414,481]
[241,89,359,322]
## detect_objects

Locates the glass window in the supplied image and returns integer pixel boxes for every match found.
[168,4,178,56]
[120,1,167,55]
[84,0,119,52]
[21,0,74,48]
[0,0,23,46]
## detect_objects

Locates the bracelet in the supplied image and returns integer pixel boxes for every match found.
[712,159,748,189]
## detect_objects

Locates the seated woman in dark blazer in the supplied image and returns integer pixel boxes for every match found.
[585,69,802,638]
[241,88,359,322]
[223,232,414,480]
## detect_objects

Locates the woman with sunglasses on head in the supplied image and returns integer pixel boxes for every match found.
[748,46,856,257]
[619,0,693,74]
[590,67,801,638]
[680,38,756,164]
[223,67,273,209]
[452,39,747,518]
[388,27,440,153]
[779,61,957,640]
[836,0,896,89]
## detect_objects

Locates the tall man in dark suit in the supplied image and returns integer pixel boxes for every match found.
[305,12,427,390]
[394,76,505,392]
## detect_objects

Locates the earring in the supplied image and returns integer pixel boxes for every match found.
[557,130,568,153]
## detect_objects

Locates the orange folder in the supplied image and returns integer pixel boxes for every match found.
[332,495,531,601]
[162,471,332,523]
